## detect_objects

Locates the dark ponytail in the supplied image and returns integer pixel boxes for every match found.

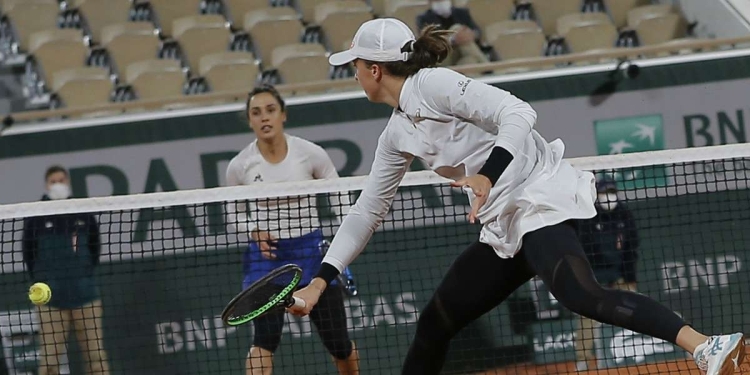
[365,24,453,77]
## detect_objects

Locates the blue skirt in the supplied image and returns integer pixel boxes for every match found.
[242,229,336,289]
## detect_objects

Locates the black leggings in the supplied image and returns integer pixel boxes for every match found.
[402,222,687,374]
[252,285,353,360]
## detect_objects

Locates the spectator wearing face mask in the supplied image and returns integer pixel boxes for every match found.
[22,165,110,375]
[416,0,490,66]
[573,176,640,371]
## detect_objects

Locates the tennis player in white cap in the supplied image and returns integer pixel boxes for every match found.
[289,18,746,375]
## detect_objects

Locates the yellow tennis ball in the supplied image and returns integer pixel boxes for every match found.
[29,282,51,306]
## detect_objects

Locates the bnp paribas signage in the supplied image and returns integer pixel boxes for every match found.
[594,114,667,189]
[595,325,685,369]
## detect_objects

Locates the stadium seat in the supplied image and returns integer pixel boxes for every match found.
[386,0,428,34]
[315,1,373,53]
[244,7,303,63]
[627,3,674,27]
[101,22,160,77]
[222,0,270,26]
[73,0,132,44]
[172,15,232,73]
[557,13,617,53]
[628,4,687,46]
[298,0,331,23]
[603,0,649,29]
[28,29,88,87]
[4,0,59,52]
[370,0,387,16]
[0,0,57,12]
[456,0,515,34]
[526,0,582,36]
[147,0,202,37]
[199,51,259,92]
[485,20,546,61]
[271,43,330,84]
[52,66,113,108]
[125,59,185,100]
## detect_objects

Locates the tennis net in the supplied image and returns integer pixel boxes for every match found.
[0,144,748,375]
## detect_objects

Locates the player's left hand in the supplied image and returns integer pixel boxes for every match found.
[451,174,492,224]
[287,278,326,317]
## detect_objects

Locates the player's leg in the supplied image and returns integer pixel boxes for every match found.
[401,241,536,375]
[247,309,285,375]
[309,286,359,375]
[37,305,70,375]
[71,299,110,374]
[523,222,745,374]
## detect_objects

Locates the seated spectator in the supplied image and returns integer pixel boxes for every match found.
[416,0,490,66]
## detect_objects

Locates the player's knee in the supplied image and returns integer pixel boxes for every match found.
[252,336,281,353]
[547,255,609,318]
[325,339,353,360]
[415,295,458,342]
[556,285,636,328]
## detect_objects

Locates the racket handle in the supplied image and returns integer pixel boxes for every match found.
[292,297,306,309]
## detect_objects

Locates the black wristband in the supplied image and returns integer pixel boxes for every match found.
[314,262,341,285]
[477,146,513,185]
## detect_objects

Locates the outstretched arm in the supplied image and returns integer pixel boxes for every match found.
[319,132,413,280]
[291,131,413,315]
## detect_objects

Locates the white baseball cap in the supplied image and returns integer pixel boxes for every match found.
[328,18,416,66]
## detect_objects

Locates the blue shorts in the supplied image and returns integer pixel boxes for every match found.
[242,229,336,289]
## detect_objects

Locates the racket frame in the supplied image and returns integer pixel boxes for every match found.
[221,264,303,326]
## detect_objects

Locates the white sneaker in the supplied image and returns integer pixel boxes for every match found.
[693,333,746,375]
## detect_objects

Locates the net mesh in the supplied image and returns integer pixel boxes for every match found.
[0,145,748,375]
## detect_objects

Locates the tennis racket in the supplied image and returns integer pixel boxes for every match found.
[221,264,307,326]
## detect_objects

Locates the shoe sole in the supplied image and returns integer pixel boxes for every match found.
[718,334,746,375]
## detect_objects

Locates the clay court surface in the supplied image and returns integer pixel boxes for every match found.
[473,344,750,375]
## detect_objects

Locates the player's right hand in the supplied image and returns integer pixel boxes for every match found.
[251,230,277,259]
[288,278,326,316]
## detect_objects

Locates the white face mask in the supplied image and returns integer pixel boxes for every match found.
[47,183,71,200]
[597,192,619,211]
[431,0,452,17]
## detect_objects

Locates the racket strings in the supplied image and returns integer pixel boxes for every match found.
[224,267,301,323]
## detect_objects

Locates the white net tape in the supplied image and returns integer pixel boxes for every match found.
[0,143,749,220]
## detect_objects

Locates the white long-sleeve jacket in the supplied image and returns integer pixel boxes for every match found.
[323,67,597,273]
